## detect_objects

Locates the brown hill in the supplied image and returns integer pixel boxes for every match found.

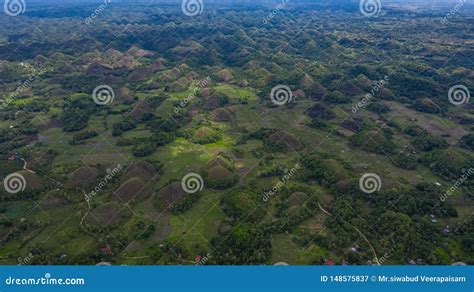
[127,46,153,58]
[268,131,304,151]
[414,98,442,114]
[218,69,233,83]
[156,182,187,210]
[21,170,43,190]
[86,62,112,76]
[299,73,314,90]
[339,81,363,96]
[123,160,157,181]
[128,67,154,82]
[170,77,190,93]
[288,192,308,214]
[149,60,165,71]
[201,88,211,98]
[206,165,237,188]
[211,108,234,122]
[171,67,181,78]
[192,126,221,144]
[202,157,237,189]
[186,71,199,80]
[322,159,350,181]
[239,80,249,87]
[84,202,131,228]
[205,157,232,170]
[130,100,152,120]
[204,94,227,110]
[114,177,150,204]
[207,165,233,181]
[117,87,134,104]
[67,166,99,188]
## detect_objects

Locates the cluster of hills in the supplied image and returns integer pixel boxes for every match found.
[0,1,472,265]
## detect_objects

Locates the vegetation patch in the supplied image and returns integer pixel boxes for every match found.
[84,202,131,229]
[189,126,222,145]
[123,160,157,182]
[211,108,234,122]
[66,166,99,189]
[221,188,265,223]
[350,129,395,154]
[114,177,151,204]
[267,131,304,151]
[154,181,187,211]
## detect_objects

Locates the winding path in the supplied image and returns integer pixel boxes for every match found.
[21,158,35,173]
[79,189,97,238]
[317,202,381,265]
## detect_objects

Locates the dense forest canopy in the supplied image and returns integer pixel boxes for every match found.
[0,0,472,266]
